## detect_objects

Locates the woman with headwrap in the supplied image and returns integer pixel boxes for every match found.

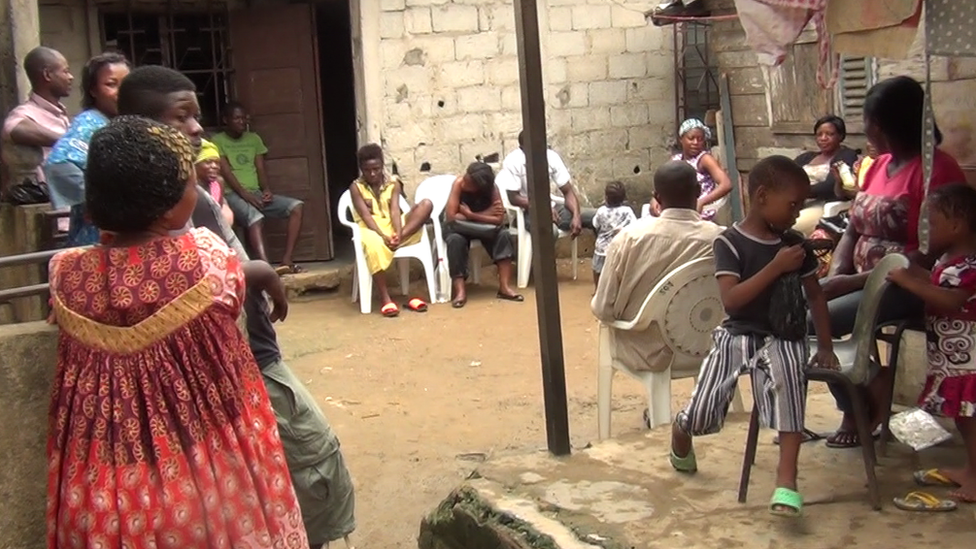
[650,118,732,222]
[196,139,234,226]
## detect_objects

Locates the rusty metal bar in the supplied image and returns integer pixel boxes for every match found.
[0,284,50,302]
[0,248,63,269]
[513,0,571,456]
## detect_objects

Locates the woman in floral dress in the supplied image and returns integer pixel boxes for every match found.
[816,76,967,449]
[46,116,307,549]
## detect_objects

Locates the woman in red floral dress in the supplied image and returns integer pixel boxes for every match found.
[46,116,308,549]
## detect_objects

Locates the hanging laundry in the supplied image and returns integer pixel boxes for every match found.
[734,0,835,87]
[925,0,976,57]
[920,0,976,253]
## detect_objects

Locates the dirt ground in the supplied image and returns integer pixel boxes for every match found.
[276,260,831,548]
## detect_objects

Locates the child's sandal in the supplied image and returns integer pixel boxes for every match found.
[769,487,803,517]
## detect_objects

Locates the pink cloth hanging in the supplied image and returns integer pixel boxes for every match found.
[734,0,836,88]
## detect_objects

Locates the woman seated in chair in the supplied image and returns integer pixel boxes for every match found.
[649,118,732,222]
[350,143,434,317]
[792,115,860,236]
[444,162,523,308]
[812,76,967,448]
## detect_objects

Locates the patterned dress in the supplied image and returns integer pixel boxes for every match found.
[920,254,976,418]
[46,228,308,549]
[849,150,966,274]
[672,151,721,221]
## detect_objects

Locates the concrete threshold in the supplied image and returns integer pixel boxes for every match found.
[419,394,973,549]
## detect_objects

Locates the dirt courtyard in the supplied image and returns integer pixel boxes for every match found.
[275,260,834,548]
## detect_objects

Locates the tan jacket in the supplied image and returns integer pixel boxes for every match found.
[590,209,724,372]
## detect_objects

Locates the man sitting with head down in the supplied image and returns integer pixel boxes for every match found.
[591,160,724,420]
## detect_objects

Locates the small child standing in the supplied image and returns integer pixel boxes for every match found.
[669,155,838,517]
[887,183,976,510]
[592,181,636,288]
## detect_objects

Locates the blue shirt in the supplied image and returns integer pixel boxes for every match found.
[44,109,109,209]
[46,109,108,168]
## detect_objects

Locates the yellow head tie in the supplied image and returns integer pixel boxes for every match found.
[197,139,220,164]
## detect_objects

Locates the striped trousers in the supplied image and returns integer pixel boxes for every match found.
[675,327,809,435]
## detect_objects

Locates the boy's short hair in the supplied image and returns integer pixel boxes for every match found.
[747,155,808,197]
[117,65,196,118]
[604,180,626,207]
[653,160,699,206]
[929,182,976,233]
[223,101,246,117]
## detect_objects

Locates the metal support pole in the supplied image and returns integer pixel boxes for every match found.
[512,0,571,456]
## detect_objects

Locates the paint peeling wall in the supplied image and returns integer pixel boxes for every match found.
[377,0,676,205]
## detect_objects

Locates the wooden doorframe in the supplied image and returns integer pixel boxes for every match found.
[228,3,334,261]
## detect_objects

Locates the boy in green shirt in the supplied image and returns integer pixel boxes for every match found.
[213,102,305,273]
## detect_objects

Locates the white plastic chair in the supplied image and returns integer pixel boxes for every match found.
[337,189,437,314]
[498,186,578,289]
[414,174,485,302]
[823,200,852,217]
[596,257,745,439]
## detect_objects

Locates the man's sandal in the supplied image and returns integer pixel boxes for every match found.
[893,491,957,512]
[381,302,399,317]
[913,469,959,487]
[405,298,428,312]
[769,487,803,517]
[669,447,697,473]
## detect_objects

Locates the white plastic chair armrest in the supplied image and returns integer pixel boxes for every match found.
[823,201,852,218]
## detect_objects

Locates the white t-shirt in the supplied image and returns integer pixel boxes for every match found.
[495,148,572,201]
[592,204,637,256]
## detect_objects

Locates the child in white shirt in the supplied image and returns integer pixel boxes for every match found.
[592,180,637,288]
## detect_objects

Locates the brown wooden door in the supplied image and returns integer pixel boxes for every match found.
[229,4,333,261]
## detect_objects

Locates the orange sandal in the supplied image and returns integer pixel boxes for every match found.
[405,298,428,312]
[381,302,399,317]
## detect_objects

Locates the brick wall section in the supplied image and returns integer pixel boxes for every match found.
[378,0,674,204]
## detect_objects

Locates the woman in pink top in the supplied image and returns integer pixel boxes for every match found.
[814,76,968,448]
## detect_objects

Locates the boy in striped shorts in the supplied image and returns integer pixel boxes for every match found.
[669,156,839,517]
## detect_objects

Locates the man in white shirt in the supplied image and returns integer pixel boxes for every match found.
[495,131,596,237]
[591,161,723,380]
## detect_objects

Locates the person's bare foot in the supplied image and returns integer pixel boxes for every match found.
[948,469,976,502]
[671,421,692,457]
[452,279,467,308]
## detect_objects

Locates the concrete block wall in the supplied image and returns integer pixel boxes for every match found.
[378,0,675,205]
[38,0,95,116]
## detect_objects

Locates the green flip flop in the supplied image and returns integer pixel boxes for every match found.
[769,487,803,517]
[669,447,697,473]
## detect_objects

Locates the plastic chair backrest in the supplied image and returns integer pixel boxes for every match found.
[846,253,910,384]
[615,257,717,333]
[414,174,456,218]
[337,189,356,228]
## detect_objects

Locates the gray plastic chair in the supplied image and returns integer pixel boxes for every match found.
[737,253,910,511]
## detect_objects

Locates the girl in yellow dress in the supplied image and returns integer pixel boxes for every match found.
[350,143,434,316]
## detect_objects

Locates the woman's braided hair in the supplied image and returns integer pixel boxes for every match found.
[86,115,195,233]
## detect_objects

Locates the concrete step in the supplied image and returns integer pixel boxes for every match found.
[280,262,351,299]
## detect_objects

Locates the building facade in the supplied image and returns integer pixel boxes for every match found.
[2,0,678,261]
